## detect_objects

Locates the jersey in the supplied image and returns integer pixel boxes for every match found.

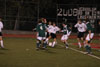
[86,22,94,33]
[47,25,53,33]
[36,23,46,37]
[0,21,3,32]
[74,23,87,32]
[51,26,60,34]
[62,25,71,35]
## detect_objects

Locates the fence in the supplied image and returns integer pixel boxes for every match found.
[0,0,100,33]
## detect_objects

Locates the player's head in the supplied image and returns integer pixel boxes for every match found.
[62,23,66,27]
[38,18,42,23]
[42,18,47,24]
[53,23,56,26]
[78,19,82,24]
[98,21,100,25]
[48,21,52,25]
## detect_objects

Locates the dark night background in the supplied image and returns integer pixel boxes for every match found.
[0,0,99,33]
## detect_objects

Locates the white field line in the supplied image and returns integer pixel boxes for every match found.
[58,44,100,60]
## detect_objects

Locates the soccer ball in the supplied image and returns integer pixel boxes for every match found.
[48,42,52,46]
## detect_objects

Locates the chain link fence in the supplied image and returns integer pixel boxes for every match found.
[0,0,100,33]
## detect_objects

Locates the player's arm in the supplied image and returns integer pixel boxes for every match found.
[74,23,78,28]
[57,27,61,32]
[84,23,87,32]
[0,22,3,29]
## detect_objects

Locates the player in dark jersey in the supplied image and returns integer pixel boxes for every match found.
[84,21,94,54]
[36,18,47,50]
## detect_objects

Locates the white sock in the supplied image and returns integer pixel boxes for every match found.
[46,38,49,44]
[52,41,56,47]
[0,40,4,48]
[78,42,81,48]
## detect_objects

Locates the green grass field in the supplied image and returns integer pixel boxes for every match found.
[0,37,100,67]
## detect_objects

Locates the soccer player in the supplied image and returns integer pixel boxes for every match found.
[46,21,53,38]
[36,18,47,50]
[61,23,71,48]
[46,23,60,47]
[84,21,94,54]
[0,18,4,48]
[74,19,87,48]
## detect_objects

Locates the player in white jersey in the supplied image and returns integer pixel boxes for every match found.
[46,23,60,47]
[74,19,87,48]
[0,18,4,48]
[46,21,53,38]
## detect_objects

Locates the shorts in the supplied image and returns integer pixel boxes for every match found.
[0,32,2,36]
[86,33,94,41]
[61,35,68,41]
[50,33,56,39]
[77,32,85,38]
[37,37,46,41]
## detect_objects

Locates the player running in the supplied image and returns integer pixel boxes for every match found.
[0,18,4,48]
[46,23,60,47]
[46,21,53,39]
[84,21,94,54]
[36,18,47,50]
[61,23,71,49]
[74,19,87,48]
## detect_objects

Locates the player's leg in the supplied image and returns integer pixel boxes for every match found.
[43,37,47,49]
[52,33,57,47]
[36,37,42,50]
[64,40,69,48]
[0,32,4,48]
[85,40,92,54]
[77,38,81,48]
[85,33,94,54]
[81,32,85,47]
[61,35,69,48]
[46,35,51,45]
[52,38,56,47]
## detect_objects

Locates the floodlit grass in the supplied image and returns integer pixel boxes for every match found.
[0,37,100,67]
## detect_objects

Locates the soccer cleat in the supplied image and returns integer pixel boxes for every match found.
[66,46,69,49]
[66,45,69,49]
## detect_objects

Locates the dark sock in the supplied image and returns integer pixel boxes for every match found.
[43,41,47,48]
[64,42,68,47]
[85,45,91,54]
[36,40,41,48]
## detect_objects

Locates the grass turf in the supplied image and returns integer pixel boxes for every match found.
[0,37,100,67]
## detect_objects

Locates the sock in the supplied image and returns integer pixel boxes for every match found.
[46,38,49,44]
[78,42,81,48]
[0,40,4,48]
[85,45,91,54]
[64,42,68,47]
[52,41,56,47]
[43,41,47,48]
[36,40,41,48]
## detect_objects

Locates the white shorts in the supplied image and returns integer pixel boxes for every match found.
[37,37,46,41]
[61,35,68,41]
[86,33,94,41]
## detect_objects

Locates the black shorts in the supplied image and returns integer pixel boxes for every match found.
[50,33,56,39]
[77,32,85,38]
[0,32,2,36]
